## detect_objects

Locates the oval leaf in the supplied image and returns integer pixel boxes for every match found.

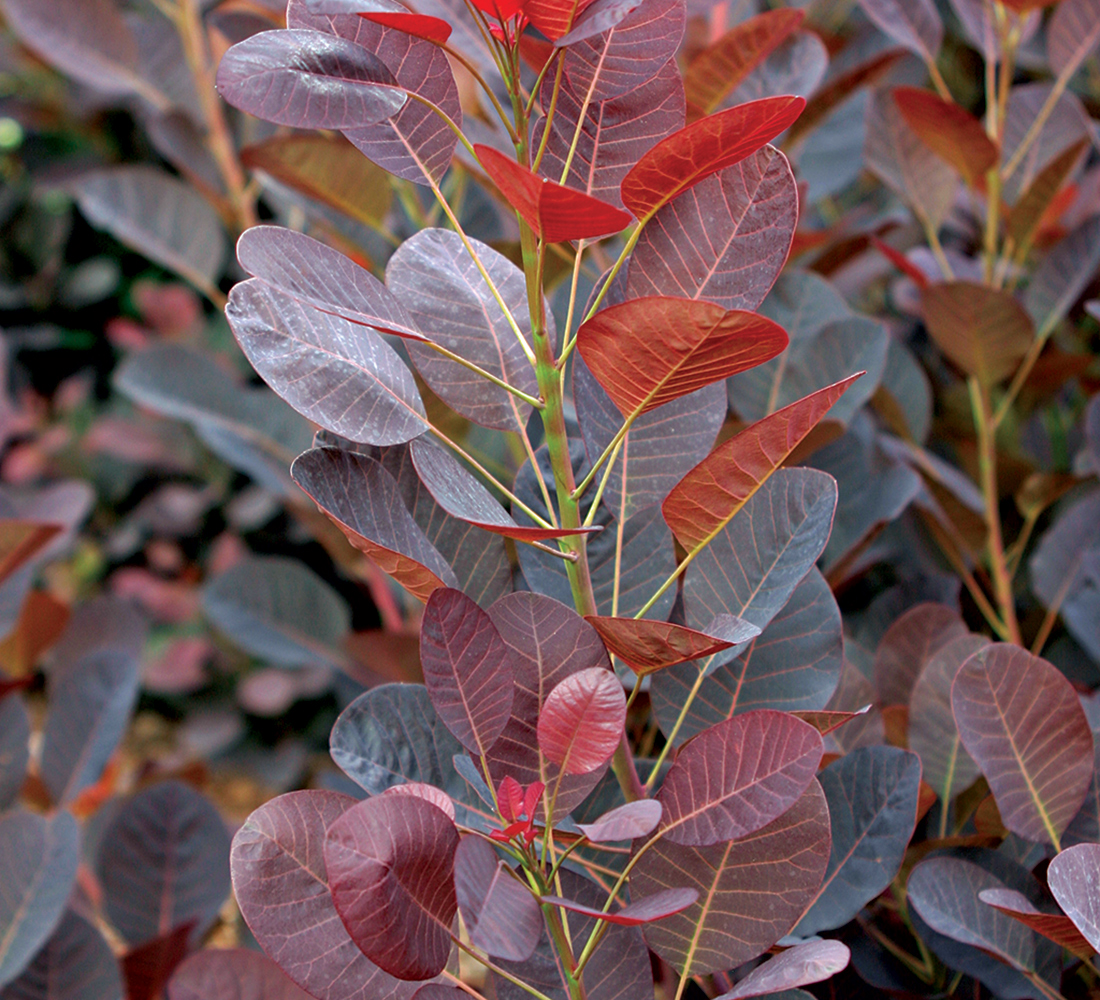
[979,887,1095,959]
[893,87,998,188]
[856,0,942,60]
[1048,844,1100,953]
[718,940,850,999]
[537,667,626,775]
[541,888,698,926]
[584,615,759,675]
[2,911,122,1000]
[167,948,313,1000]
[577,800,663,842]
[453,837,541,962]
[325,795,459,981]
[952,643,1094,846]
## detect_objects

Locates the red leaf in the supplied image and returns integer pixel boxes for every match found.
[524,0,594,39]
[124,922,195,1000]
[585,614,759,675]
[870,237,929,288]
[541,887,698,925]
[577,296,787,417]
[475,144,631,242]
[470,0,524,18]
[790,706,872,737]
[979,887,1094,959]
[662,374,862,551]
[893,87,999,188]
[620,96,805,220]
[358,11,453,42]
[382,782,457,821]
[537,667,626,775]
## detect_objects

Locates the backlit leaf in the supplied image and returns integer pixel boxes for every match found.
[794,747,922,936]
[326,795,458,980]
[620,96,804,220]
[577,800,663,841]
[215,29,407,128]
[856,0,942,60]
[454,837,541,962]
[292,448,458,602]
[657,709,823,846]
[537,667,626,775]
[873,602,968,708]
[909,634,988,803]
[541,888,698,926]
[717,940,850,998]
[475,145,632,242]
[893,87,998,188]
[585,615,759,675]
[359,11,452,43]
[1007,139,1088,250]
[634,780,831,975]
[167,949,313,1000]
[1,911,122,1000]
[0,810,79,989]
[664,375,862,551]
[227,279,428,445]
[523,0,594,41]
[231,790,425,1000]
[1048,845,1100,952]
[420,587,514,756]
[386,229,541,431]
[922,282,1034,385]
[97,781,231,947]
[979,888,1094,959]
[577,297,787,418]
[952,643,1094,845]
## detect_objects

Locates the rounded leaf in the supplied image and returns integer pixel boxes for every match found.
[537,667,626,775]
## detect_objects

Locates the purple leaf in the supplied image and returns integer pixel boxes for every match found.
[382,782,457,821]
[387,230,542,431]
[453,837,541,961]
[410,437,599,540]
[1048,844,1100,952]
[227,280,427,445]
[1047,0,1100,80]
[718,940,850,998]
[652,569,842,746]
[420,587,515,756]
[215,29,407,128]
[794,747,922,936]
[1024,218,1100,334]
[326,795,459,980]
[123,923,197,1000]
[96,781,231,948]
[287,0,462,183]
[553,0,642,46]
[1002,83,1090,203]
[1,911,122,1000]
[535,62,685,211]
[978,888,1095,959]
[237,227,424,341]
[577,800,663,841]
[856,0,942,60]
[624,145,797,311]
[0,810,79,988]
[657,709,823,846]
[537,667,626,775]
[0,695,29,810]
[232,790,428,1000]
[484,593,613,815]
[873,602,968,708]
[683,469,838,635]
[730,30,828,106]
[167,949,314,1000]
[541,888,698,926]
[952,643,1094,846]
[561,0,684,102]
[69,167,226,292]
[908,633,989,802]
[292,448,458,601]
[634,780,831,975]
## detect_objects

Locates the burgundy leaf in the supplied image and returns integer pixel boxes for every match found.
[952,643,1094,846]
[718,940,850,998]
[856,0,942,60]
[584,614,759,675]
[893,87,998,188]
[325,795,459,980]
[634,780,831,975]
[624,144,798,311]
[577,800,663,841]
[215,29,407,128]
[1047,0,1100,79]
[662,374,862,551]
[577,296,787,418]
[420,587,515,756]
[2,910,122,1000]
[790,707,871,737]
[386,229,541,431]
[383,782,457,821]
[236,226,425,341]
[410,437,600,540]
[537,667,626,775]
[873,603,968,708]
[475,144,632,242]
[553,0,642,46]
[453,837,541,962]
[541,888,698,925]
[292,447,458,601]
[620,96,804,220]
[484,593,613,814]
[166,949,314,1000]
[535,62,685,211]
[1048,845,1100,952]
[979,888,1094,959]
[561,0,685,103]
[288,0,462,183]
[226,280,428,445]
[359,11,452,42]
[657,709,823,846]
